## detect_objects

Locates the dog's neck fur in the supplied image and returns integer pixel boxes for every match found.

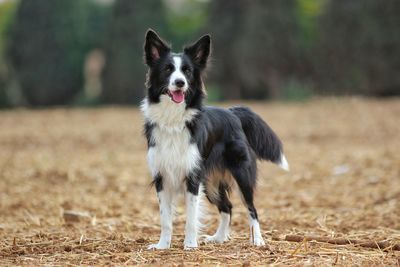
[141,95,199,131]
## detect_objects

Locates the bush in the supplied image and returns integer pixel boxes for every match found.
[9,0,93,106]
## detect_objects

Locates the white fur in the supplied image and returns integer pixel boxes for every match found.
[237,188,266,246]
[147,190,174,249]
[279,154,290,171]
[249,217,265,246]
[169,56,188,92]
[204,212,230,243]
[141,97,203,249]
[184,192,200,249]
[141,96,197,129]
[142,97,200,191]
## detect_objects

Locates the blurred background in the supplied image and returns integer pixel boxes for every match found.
[1,2,400,265]
[0,0,399,107]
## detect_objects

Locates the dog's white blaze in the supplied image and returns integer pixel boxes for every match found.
[184,192,200,249]
[249,217,265,246]
[169,56,188,92]
[148,190,173,249]
[279,154,290,171]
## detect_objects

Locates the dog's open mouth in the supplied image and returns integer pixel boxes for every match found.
[167,90,185,104]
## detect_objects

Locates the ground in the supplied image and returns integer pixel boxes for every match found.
[0,97,399,266]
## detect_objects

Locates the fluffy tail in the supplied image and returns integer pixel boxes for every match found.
[230,106,289,171]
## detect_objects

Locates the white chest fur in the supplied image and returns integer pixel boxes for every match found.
[141,96,201,191]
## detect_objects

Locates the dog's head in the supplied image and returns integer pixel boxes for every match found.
[144,29,211,108]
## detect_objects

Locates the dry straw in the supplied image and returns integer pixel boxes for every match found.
[1,98,399,265]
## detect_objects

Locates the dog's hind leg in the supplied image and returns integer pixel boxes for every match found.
[225,140,265,246]
[231,166,265,246]
[231,165,265,246]
[204,183,232,244]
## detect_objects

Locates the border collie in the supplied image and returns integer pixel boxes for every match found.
[141,30,289,250]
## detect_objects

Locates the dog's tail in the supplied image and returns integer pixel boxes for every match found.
[230,106,289,171]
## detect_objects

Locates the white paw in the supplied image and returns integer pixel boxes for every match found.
[184,239,198,250]
[251,236,266,246]
[203,234,230,244]
[147,242,170,250]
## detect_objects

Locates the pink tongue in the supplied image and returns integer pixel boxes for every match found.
[171,90,184,103]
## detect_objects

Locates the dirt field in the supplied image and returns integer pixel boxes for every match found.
[0,97,399,266]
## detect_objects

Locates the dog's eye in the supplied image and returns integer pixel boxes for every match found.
[182,66,191,75]
[165,65,174,72]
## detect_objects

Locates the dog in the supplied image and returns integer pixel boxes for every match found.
[141,29,289,250]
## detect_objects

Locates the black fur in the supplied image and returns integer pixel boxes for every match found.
[152,173,163,192]
[143,29,286,222]
[184,34,211,70]
[206,182,233,217]
[144,121,156,147]
[229,106,283,163]
[186,171,202,196]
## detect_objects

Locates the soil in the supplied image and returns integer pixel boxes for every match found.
[0,97,399,266]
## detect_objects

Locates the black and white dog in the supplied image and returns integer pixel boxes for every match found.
[141,30,289,250]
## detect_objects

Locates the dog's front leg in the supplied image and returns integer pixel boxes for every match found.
[184,175,201,249]
[148,186,173,250]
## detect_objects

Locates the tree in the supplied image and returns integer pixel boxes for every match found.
[316,0,400,96]
[207,0,247,99]
[9,0,91,106]
[101,0,168,104]
[208,0,301,99]
[237,0,300,99]
[359,0,400,96]
[0,1,17,107]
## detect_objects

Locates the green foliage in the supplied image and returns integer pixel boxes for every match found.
[207,0,247,99]
[210,0,302,100]
[296,0,326,49]
[281,79,313,101]
[9,0,90,105]
[316,0,400,96]
[72,90,103,107]
[84,1,112,49]
[7,0,110,106]
[209,0,400,100]
[0,0,18,107]
[205,83,223,103]
[1,0,400,106]
[164,0,209,48]
[0,1,16,59]
[101,0,168,104]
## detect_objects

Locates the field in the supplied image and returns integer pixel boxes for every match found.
[0,97,399,266]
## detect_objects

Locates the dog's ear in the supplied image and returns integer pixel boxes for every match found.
[184,34,211,69]
[144,29,170,66]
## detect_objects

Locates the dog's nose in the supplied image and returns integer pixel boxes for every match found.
[174,79,185,88]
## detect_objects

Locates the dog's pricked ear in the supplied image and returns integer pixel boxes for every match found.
[184,34,211,69]
[144,29,170,66]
